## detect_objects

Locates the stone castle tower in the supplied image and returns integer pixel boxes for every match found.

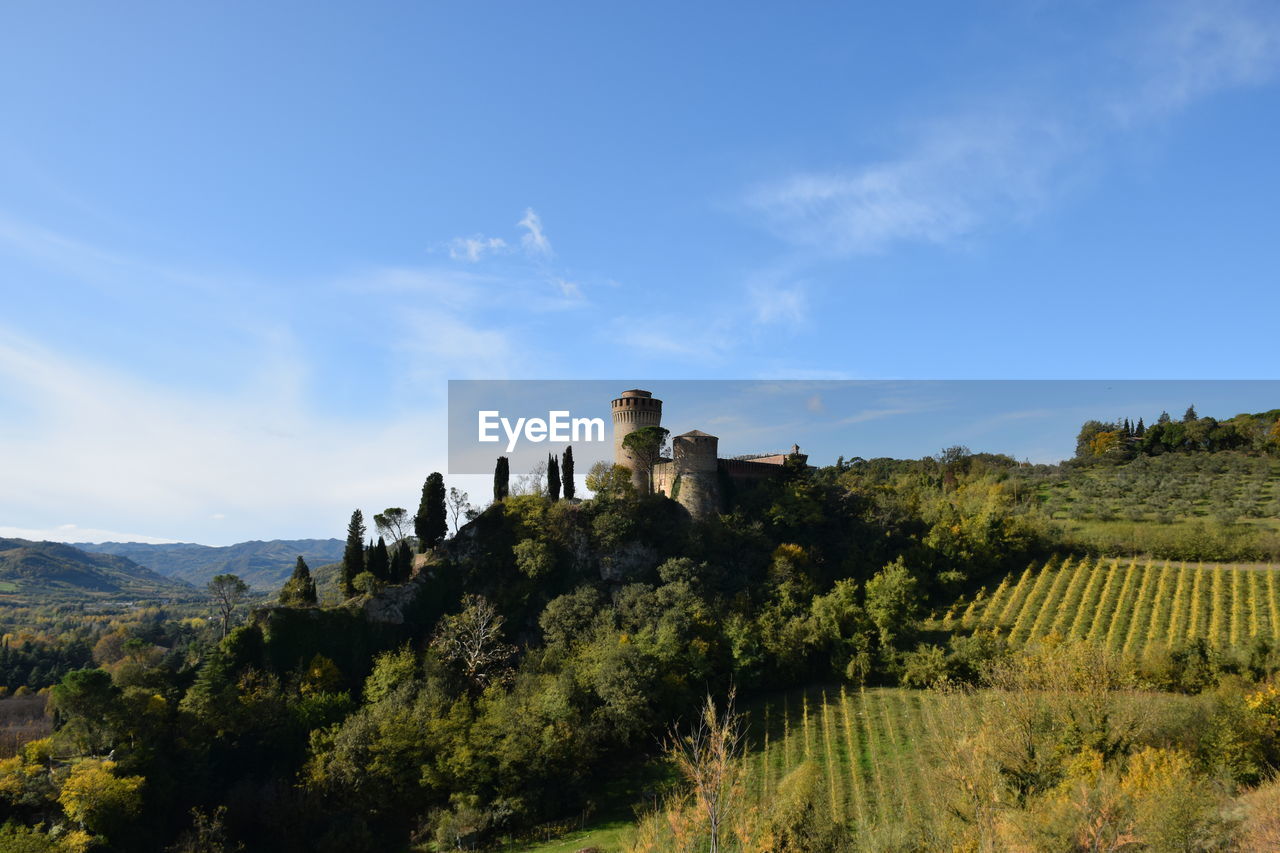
[611,389,663,493]
[611,387,806,519]
[669,430,720,518]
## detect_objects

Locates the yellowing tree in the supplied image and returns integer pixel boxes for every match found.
[58,760,144,839]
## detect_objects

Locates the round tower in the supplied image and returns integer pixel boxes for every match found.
[672,430,720,518]
[611,389,663,492]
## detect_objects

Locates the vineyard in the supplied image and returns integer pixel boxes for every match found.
[943,557,1280,654]
[744,688,956,845]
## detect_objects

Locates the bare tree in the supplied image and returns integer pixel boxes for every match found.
[373,507,411,546]
[447,487,474,535]
[666,688,745,853]
[430,595,516,690]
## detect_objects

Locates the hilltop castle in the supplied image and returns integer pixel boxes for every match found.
[611,389,807,518]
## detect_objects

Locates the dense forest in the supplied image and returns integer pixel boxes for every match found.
[2,405,1280,851]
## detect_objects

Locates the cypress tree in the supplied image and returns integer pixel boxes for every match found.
[416,472,447,549]
[415,473,447,552]
[493,456,510,503]
[368,536,391,582]
[548,453,561,501]
[280,556,317,606]
[562,445,575,500]
[1136,417,1146,437]
[391,540,413,583]
[341,509,365,598]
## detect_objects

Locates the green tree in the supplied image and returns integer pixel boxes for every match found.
[562,445,576,500]
[279,556,317,607]
[367,536,390,582]
[342,509,366,597]
[493,456,510,503]
[585,461,635,499]
[373,507,411,546]
[49,669,120,754]
[622,425,670,494]
[390,539,413,583]
[864,558,920,651]
[1184,404,1198,422]
[208,573,249,639]
[415,472,447,549]
[547,453,561,501]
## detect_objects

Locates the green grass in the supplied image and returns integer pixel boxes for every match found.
[509,820,635,852]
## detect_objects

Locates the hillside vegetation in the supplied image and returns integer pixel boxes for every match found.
[82,538,345,589]
[0,538,192,601]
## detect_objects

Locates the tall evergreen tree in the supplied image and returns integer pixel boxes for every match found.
[562,445,575,500]
[1136,417,1146,437]
[280,556,317,606]
[391,539,413,583]
[341,509,365,598]
[547,453,561,501]
[415,472,448,550]
[1157,410,1172,425]
[367,536,390,582]
[1184,404,1198,422]
[493,456,510,503]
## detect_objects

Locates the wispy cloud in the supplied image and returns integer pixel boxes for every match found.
[745,0,1280,255]
[448,235,508,262]
[518,207,552,257]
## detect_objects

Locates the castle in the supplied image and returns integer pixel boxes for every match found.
[611,389,807,518]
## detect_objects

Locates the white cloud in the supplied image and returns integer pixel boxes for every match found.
[0,525,183,545]
[518,207,552,257]
[746,1,1280,255]
[553,277,582,300]
[0,328,452,545]
[448,235,508,262]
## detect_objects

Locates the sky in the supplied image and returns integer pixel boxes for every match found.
[1,1,1278,545]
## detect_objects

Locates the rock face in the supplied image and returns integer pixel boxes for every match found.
[354,573,430,625]
[599,541,658,582]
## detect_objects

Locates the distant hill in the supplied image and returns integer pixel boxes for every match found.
[0,538,193,600]
[79,539,346,590]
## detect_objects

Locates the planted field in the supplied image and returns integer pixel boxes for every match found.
[953,557,1280,654]
[744,687,961,841]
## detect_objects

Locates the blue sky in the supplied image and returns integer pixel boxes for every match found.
[2,2,1278,544]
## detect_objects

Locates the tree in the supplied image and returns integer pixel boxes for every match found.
[666,689,745,853]
[447,487,474,535]
[1184,404,1198,422]
[864,558,920,651]
[585,461,634,499]
[415,472,447,551]
[208,574,249,639]
[493,456,510,503]
[390,539,413,583]
[373,507,411,546]
[1157,410,1172,425]
[367,536,390,582]
[548,453,561,501]
[341,510,366,597]
[49,669,120,754]
[58,759,144,839]
[430,595,515,691]
[1135,417,1146,437]
[279,556,317,607]
[562,445,576,500]
[622,425,670,494]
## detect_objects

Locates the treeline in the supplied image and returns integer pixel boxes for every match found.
[1076,404,1280,462]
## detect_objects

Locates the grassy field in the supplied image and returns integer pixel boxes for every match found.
[942,557,1280,654]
